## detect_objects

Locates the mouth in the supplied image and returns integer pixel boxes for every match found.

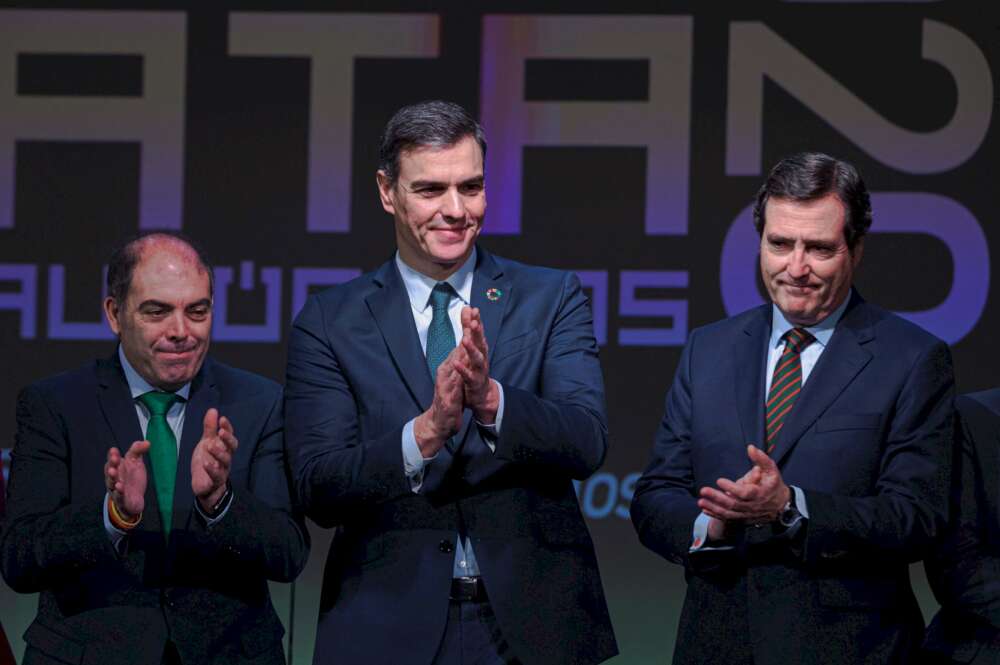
[778,282,819,294]
[157,348,197,360]
[430,226,474,240]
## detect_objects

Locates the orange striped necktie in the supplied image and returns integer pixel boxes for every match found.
[765,328,815,453]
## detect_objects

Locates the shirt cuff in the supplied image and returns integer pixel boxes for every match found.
[103,492,127,551]
[792,485,809,519]
[689,512,734,552]
[474,380,504,453]
[194,486,233,526]
[403,418,437,493]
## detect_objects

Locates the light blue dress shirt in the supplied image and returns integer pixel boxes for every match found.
[104,346,227,546]
[690,296,850,550]
[396,248,505,577]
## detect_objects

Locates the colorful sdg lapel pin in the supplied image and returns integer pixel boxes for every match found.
[486,287,503,302]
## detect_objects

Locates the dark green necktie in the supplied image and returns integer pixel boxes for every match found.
[426,282,457,378]
[139,391,180,536]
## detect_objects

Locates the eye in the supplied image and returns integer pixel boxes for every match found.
[187,306,210,320]
[415,185,445,197]
[459,182,484,195]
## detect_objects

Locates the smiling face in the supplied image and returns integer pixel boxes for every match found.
[104,239,212,391]
[377,134,485,280]
[760,194,863,326]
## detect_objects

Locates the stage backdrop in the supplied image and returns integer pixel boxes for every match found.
[0,2,997,662]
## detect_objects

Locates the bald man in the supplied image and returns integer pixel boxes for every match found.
[1,233,308,665]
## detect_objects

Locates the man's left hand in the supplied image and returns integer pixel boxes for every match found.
[697,445,790,524]
[454,306,500,424]
[192,408,238,512]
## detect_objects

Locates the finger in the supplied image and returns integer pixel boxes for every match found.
[218,426,238,453]
[747,444,777,471]
[452,360,476,384]
[461,306,473,328]
[218,415,234,436]
[126,440,151,458]
[697,499,742,522]
[107,447,121,462]
[208,448,232,470]
[203,460,226,485]
[202,408,219,440]
[462,335,486,367]
[699,486,740,511]
[208,446,231,471]
[717,477,757,500]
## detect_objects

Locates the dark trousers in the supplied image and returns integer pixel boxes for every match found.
[431,600,520,665]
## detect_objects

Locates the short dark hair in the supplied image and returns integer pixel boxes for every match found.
[377,100,487,184]
[106,231,214,307]
[752,152,872,250]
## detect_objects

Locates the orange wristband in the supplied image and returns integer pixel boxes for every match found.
[108,495,141,530]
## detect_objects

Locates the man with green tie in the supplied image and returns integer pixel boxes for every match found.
[0,233,308,664]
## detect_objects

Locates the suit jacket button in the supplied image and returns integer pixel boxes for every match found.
[438,539,454,554]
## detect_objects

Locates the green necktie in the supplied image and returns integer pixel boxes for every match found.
[139,391,180,537]
[426,282,457,378]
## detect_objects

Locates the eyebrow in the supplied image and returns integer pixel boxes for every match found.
[137,298,212,310]
[407,175,484,190]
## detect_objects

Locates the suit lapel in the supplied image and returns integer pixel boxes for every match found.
[95,352,163,533]
[771,296,874,466]
[365,260,435,411]
[734,307,770,448]
[469,250,510,367]
[174,360,218,535]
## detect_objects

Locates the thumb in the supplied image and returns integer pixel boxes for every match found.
[127,440,151,458]
[202,408,219,439]
[747,444,777,471]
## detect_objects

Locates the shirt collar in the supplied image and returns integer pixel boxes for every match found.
[395,247,476,312]
[770,293,850,351]
[118,345,192,402]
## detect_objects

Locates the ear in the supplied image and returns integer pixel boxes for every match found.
[103,296,122,336]
[376,170,397,216]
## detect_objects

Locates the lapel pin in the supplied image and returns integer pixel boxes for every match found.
[486,287,503,302]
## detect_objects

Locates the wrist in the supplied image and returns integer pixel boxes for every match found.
[472,380,500,424]
[199,482,232,518]
[108,495,141,530]
[413,412,446,457]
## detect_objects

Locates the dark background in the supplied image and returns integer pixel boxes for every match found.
[0,2,997,662]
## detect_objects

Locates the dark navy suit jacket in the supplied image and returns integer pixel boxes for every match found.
[925,389,1000,664]
[631,293,955,665]
[0,354,308,665]
[285,248,617,665]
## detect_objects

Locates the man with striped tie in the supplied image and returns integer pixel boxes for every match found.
[631,152,955,664]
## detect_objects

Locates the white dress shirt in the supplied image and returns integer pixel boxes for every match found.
[395,248,505,577]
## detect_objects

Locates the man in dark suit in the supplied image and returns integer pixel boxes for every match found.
[285,100,617,665]
[924,390,1000,664]
[630,152,954,664]
[1,233,309,664]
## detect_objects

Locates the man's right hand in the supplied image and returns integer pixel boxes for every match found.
[104,440,151,521]
[413,351,464,458]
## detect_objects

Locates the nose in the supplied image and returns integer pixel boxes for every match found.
[440,187,464,222]
[787,247,810,279]
[165,311,190,340]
